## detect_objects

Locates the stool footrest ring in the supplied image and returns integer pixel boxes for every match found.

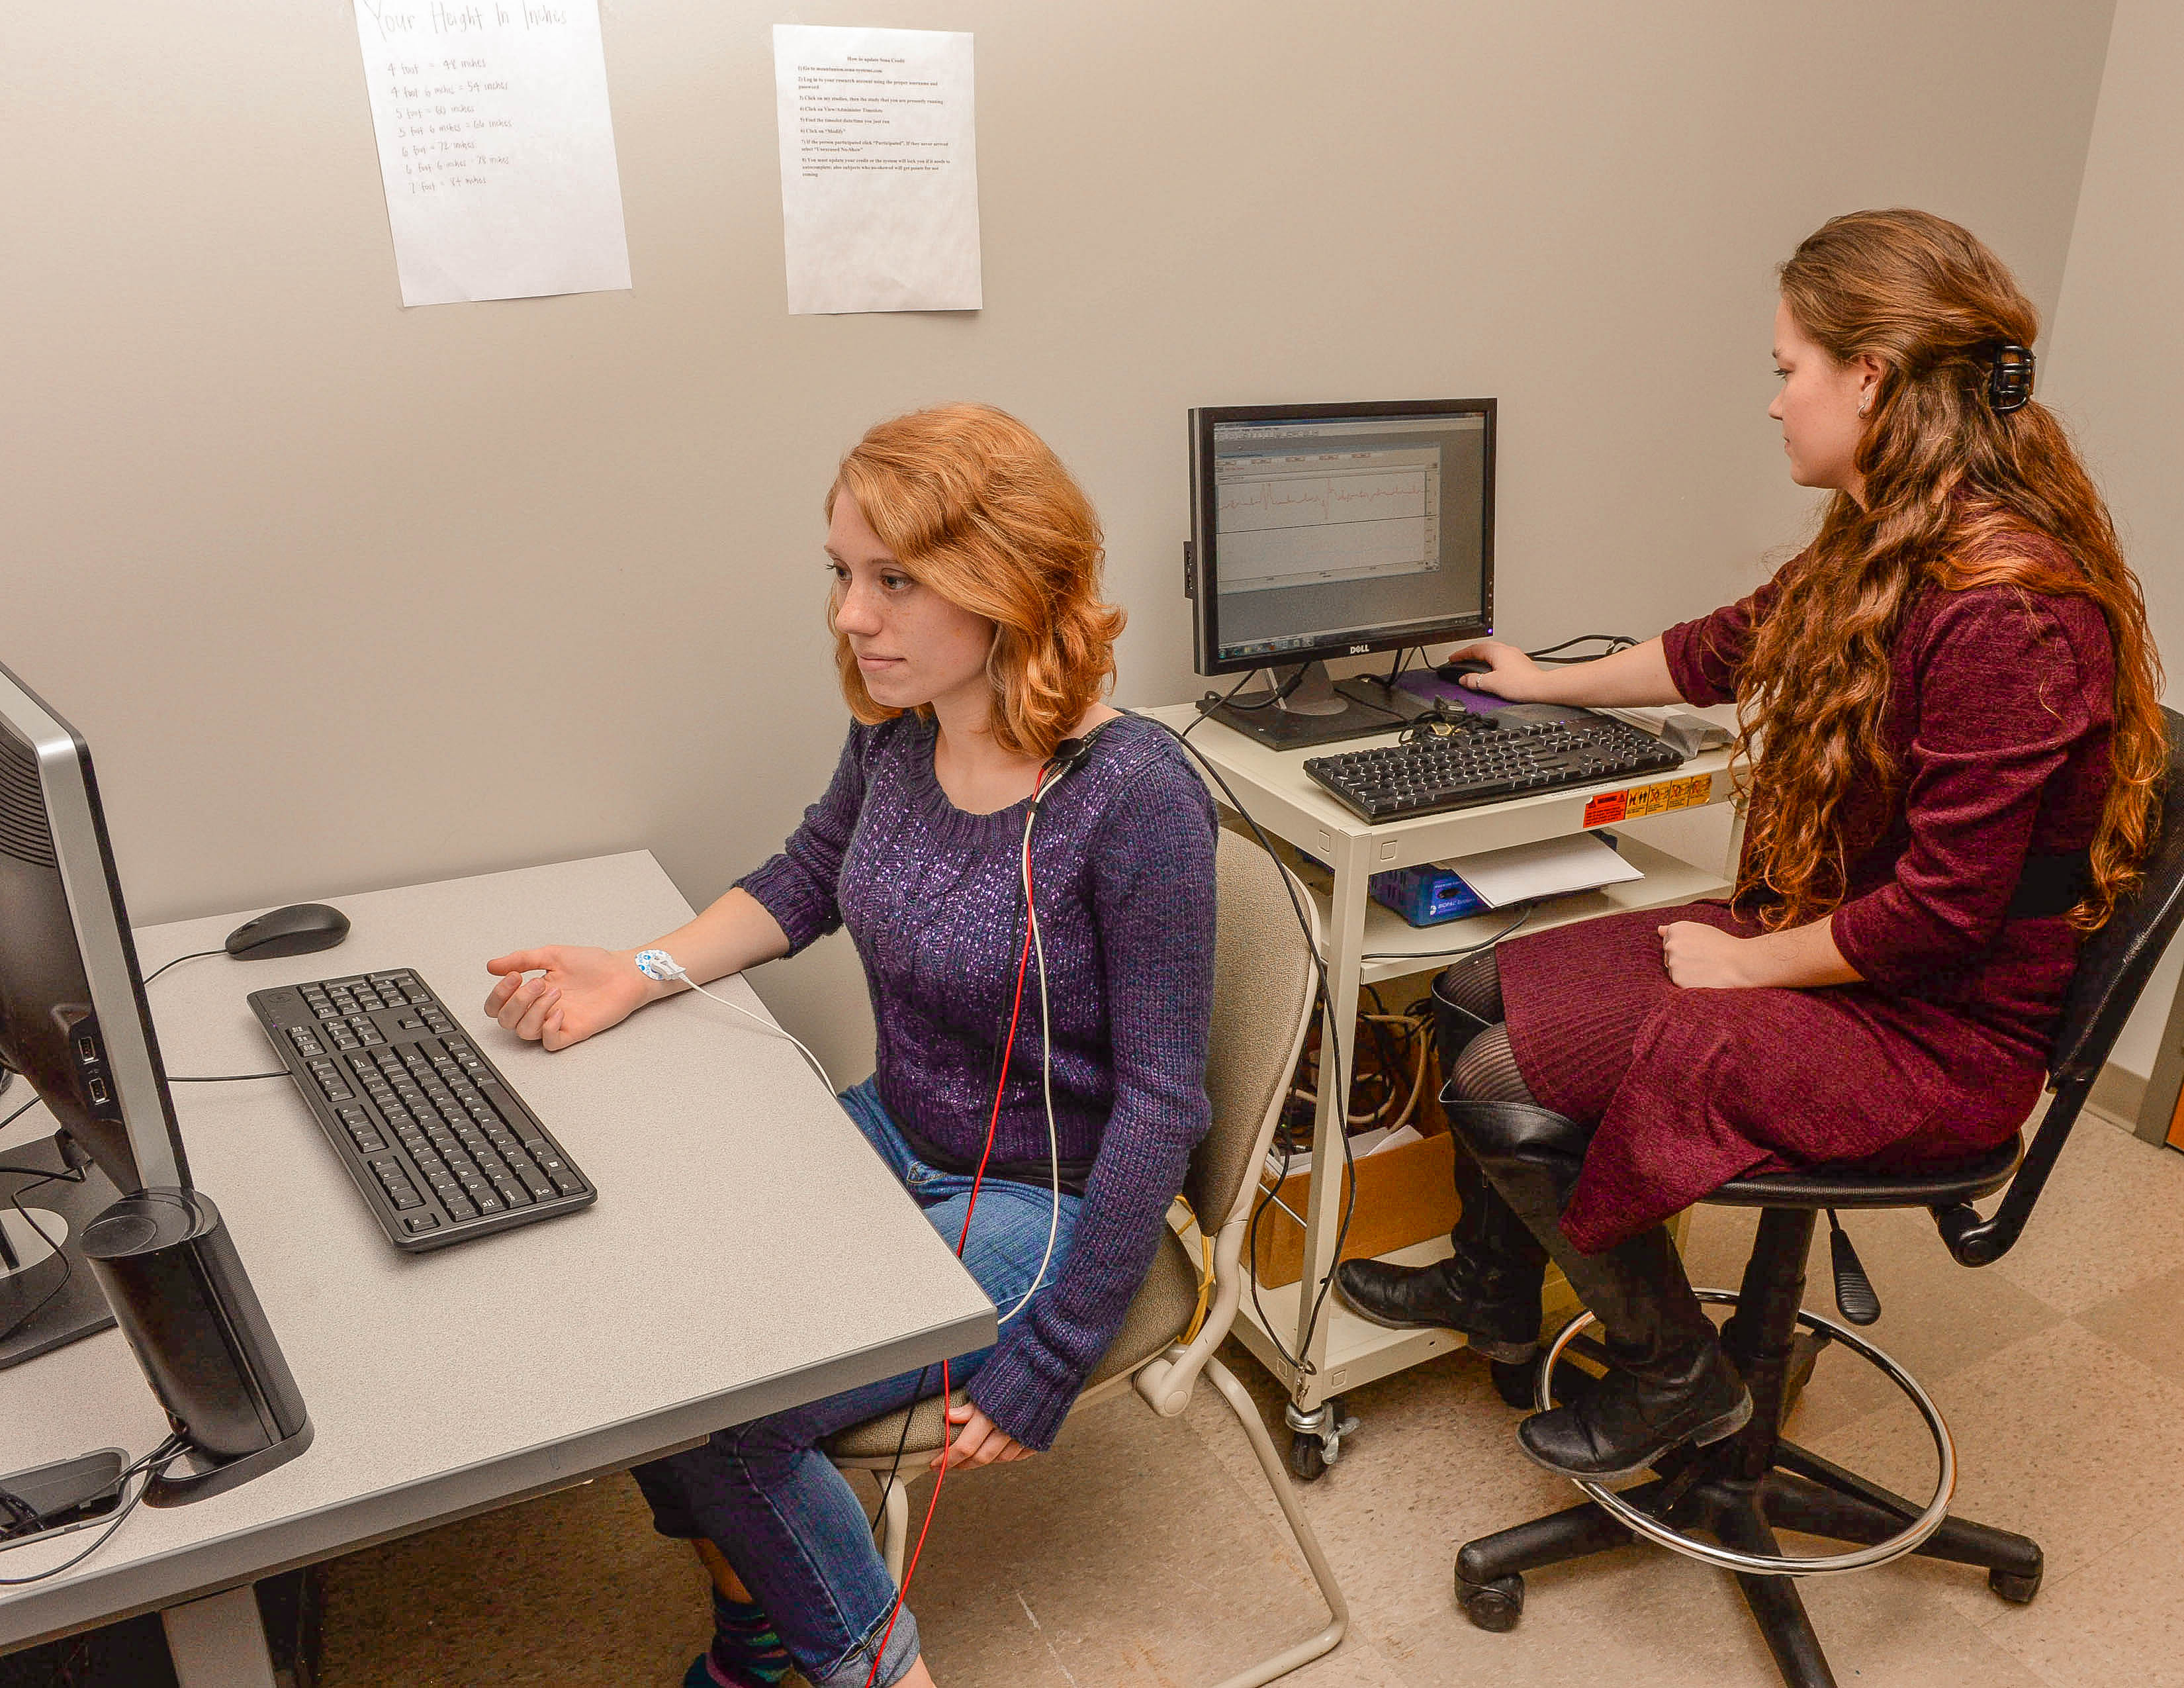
[1533,1288,1956,1578]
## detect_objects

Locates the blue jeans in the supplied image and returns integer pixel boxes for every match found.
[630,1079,1081,1688]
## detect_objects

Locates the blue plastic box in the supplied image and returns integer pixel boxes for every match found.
[1368,863,1487,926]
[1363,832,1625,927]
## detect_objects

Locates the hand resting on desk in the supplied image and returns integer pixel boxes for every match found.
[486,888,796,1051]
[484,946,656,1051]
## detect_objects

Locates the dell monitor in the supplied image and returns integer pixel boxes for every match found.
[1187,399,1496,747]
[0,657,310,1510]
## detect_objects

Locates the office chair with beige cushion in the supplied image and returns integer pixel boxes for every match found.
[826,825,1348,1688]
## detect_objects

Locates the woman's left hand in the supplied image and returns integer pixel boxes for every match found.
[931,1402,1033,1471]
[1658,921,1758,988]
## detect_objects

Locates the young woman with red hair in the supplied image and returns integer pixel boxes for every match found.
[481,404,1218,1688]
[1338,209,2165,1481]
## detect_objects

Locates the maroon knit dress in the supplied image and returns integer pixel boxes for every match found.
[1498,534,2116,1254]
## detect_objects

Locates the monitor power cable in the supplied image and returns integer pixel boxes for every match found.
[1181,669,1279,739]
[0,1153,88,1350]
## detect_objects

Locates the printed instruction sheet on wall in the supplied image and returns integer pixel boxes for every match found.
[353,0,631,307]
[773,25,982,314]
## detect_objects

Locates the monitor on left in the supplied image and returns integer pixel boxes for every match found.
[0,657,311,1510]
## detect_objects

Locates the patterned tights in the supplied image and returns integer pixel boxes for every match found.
[1436,950,1538,1105]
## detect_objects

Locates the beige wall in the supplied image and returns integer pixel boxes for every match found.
[2044,0,2184,1086]
[6,1,2115,1079]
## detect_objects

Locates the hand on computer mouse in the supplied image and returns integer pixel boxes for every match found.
[484,945,656,1051]
[1437,640,1547,700]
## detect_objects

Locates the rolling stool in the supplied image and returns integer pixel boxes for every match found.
[1453,706,2184,1688]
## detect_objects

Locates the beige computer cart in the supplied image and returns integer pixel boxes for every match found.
[1145,701,1744,1480]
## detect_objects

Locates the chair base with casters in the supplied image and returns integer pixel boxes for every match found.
[822,827,1349,1688]
[1455,1141,2042,1688]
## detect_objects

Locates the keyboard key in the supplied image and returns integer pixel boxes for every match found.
[404,1215,439,1233]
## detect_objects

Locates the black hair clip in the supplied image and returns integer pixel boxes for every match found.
[1983,342,2036,413]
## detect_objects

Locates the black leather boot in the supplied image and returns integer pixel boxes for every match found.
[1333,1178,1547,1364]
[1449,1100,1751,1482]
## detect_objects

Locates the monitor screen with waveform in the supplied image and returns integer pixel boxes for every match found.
[1189,399,1494,677]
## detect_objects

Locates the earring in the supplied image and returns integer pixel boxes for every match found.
[1858,393,1872,416]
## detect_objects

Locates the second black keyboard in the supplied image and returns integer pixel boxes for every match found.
[1304,707,1686,822]
[249,968,595,1252]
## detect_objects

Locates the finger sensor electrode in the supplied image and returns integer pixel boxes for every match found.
[633,949,834,1094]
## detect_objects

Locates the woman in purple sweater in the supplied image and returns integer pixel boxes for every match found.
[1338,209,2165,1481]
[482,404,1216,1688]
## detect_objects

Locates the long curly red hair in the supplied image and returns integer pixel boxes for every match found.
[1735,209,2165,932]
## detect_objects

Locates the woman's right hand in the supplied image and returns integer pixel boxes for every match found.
[1444,639,1551,702]
[483,946,658,1052]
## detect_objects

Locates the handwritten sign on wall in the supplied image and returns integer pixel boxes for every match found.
[773,25,982,314]
[353,0,631,306]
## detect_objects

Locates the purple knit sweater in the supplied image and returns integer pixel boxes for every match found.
[736,712,1217,1448]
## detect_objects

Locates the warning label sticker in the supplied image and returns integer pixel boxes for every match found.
[1582,772,1713,828]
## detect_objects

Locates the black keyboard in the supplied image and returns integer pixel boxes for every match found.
[1304,707,1686,822]
[249,969,595,1252]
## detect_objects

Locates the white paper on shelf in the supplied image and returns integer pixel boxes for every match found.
[351,0,632,307]
[773,24,982,314]
[1445,831,1645,910]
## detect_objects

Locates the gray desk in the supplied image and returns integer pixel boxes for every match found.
[0,851,993,1683]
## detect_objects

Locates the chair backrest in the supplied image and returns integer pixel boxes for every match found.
[1939,705,2184,1265]
[1185,827,1320,1233]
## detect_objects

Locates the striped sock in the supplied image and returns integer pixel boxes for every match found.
[702,1591,794,1688]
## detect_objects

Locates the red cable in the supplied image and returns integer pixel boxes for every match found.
[862,768,1048,1687]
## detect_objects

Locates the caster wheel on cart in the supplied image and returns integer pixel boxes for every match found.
[1488,1358,1537,1410]
[1990,1565,2042,1604]
[1288,1432,1327,1483]
[1457,1573,1524,1632]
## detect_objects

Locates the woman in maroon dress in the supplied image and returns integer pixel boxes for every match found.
[1338,209,2167,1481]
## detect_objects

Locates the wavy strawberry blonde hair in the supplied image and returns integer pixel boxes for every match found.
[826,403,1126,762]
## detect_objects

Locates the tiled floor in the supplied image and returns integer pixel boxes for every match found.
[317,1112,2184,1688]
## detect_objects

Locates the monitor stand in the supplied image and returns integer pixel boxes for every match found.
[1202,660,1407,750]
[0,1133,120,1370]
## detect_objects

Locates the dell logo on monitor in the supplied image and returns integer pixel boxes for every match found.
[1349,643,1371,654]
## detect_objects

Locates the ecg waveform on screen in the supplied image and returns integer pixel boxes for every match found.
[1217,470,1428,533]
[1218,465,1435,583]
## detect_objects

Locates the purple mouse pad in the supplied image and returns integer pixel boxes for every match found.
[1395,671,1512,715]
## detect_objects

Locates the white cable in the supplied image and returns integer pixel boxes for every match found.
[996,801,1064,1326]
[633,950,835,1096]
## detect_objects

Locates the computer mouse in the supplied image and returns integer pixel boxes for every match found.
[224,904,351,961]
[1436,657,1496,682]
